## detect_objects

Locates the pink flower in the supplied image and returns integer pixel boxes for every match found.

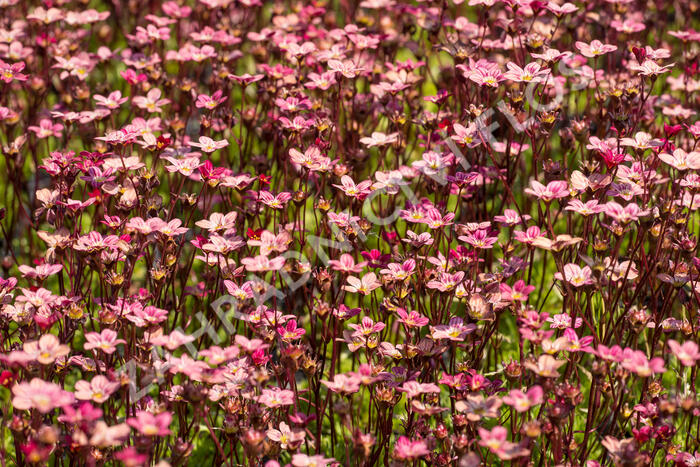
[555,263,595,287]
[398,381,440,398]
[258,190,292,209]
[458,229,498,249]
[195,212,238,232]
[328,59,364,78]
[132,88,170,113]
[120,68,147,84]
[132,24,170,42]
[18,263,62,280]
[277,319,306,341]
[23,334,69,365]
[478,425,508,451]
[321,373,362,394]
[478,426,530,460]
[28,119,63,138]
[291,454,334,467]
[687,122,700,138]
[620,349,666,377]
[201,234,245,255]
[247,230,291,255]
[524,180,569,202]
[402,230,434,248]
[500,280,535,302]
[503,62,550,83]
[603,202,650,223]
[563,328,594,352]
[575,40,618,57]
[494,209,530,226]
[59,402,103,425]
[451,122,480,147]
[0,60,27,83]
[631,59,674,76]
[348,316,385,337]
[74,375,119,403]
[241,254,286,272]
[598,149,627,169]
[667,340,700,367]
[595,345,623,362]
[267,422,305,449]
[15,287,57,316]
[396,308,429,328]
[611,18,646,33]
[531,48,572,61]
[125,305,169,327]
[94,90,128,109]
[379,259,416,280]
[257,387,295,408]
[12,379,74,413]
[360,249,391,267]
[430,317,476,341]
[468,67,505,87]
[162,156,202,177]
[343,273,381,295]
[80,166,116,187]
[283,41,316,58]
[333,304,361,320]
[289,146,328,171]
[235,335,269,353]
[305,72,337,90]
[327,211,361,229]
[115,448,148,466]
[426,271,465,292]
[228,73,264,85]
[73,231,120,252]
[503,385,544,412]
[565,199,605,216]
[546,2,578,15]
[190,136,229,153]
[412,152,452,177]
[279,116,314,131]
[547,313,582,329]
[619,131,663,150]
[148,330,195,350]
[195,90,227,109]
[328,254,366,273]
[90,421,131,448]
[523,354,566,377]
[514,226,545,244]
[422,208,455,229]
[359,132,398,148]
[84,329,126,354]
[393,436,430,460]
[658,148,700,171]
[127,411,172,436]
[127,217,166,235]
[157,219,189,236]
[333,175,372,199]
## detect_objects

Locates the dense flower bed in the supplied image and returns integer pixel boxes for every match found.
[0,0,699,465]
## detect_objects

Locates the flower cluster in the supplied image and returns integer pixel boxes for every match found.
[0,0,699,466]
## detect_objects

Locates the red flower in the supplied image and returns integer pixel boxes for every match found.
[0,370,15,388]
[199,160,226,181]
[599,149,626,169]
[247,228,263,240]
[664,123,683,137]
[88,188,102,199]
[631,46,646,63]
[156,135,171,150]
